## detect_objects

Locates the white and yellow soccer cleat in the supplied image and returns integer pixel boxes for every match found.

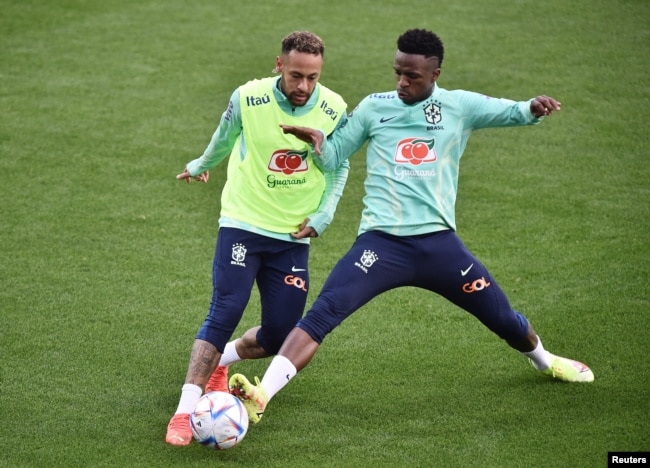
[538,354,594,383]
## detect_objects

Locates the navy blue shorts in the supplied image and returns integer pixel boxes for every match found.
[196,227,310,354]
[297,230,528,344]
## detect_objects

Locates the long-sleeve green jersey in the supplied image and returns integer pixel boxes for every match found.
[317,85,542,236]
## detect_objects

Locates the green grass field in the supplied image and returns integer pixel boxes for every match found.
[1,0,648,466]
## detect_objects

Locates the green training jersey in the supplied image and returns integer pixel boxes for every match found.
[317,84,542,236]
[186,76,348,242]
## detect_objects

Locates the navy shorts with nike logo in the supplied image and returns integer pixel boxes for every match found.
[196,227,310,354]
[297,229,529,344]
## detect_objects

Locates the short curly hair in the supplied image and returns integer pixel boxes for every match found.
[281,31,325,57]
[397,29,444,66]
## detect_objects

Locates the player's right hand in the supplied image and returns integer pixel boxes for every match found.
[176,168,209,184]
[280,124,324,155]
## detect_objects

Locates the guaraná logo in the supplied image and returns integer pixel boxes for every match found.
[394,137,436,165]
[268,149,309,175]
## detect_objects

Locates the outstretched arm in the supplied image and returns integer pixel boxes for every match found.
[282,98,369,171]
[177,89,242,184]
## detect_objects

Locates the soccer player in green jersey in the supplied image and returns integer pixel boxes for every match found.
[229,29,594,425]
[165,31,349,446]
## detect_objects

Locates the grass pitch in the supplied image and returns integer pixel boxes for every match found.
[1,0,648,466]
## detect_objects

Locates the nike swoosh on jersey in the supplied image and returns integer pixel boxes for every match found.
[291,266,306,272]
[379,116,397,123]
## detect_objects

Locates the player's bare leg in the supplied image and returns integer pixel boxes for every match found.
[276,327,320,371]
[207,327,269,393]
[185,339,222,388]
[166,339,222,446]
[236,326,272,359]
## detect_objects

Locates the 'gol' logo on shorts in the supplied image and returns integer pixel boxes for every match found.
[462,277,491,294]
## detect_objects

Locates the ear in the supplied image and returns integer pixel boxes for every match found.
[273,56,282,74]
[432,68,441,82]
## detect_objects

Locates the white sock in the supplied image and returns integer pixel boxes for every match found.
[174,384,202,414]
[260,355,297,400]
[218,340,242,367]
[523,336,552,371]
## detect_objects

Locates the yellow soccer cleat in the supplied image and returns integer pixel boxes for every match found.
[538,354,594,383]
[229,373,268,424]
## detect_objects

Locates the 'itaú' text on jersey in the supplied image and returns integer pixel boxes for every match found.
[186,76,348,240]
[315,84,543,237]
[220,77,346,234]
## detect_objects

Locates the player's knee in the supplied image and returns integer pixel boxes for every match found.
[256,326,293,355]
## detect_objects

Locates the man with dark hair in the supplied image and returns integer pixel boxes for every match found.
[397,27,445,61]
[281,30,326,57]
[230,28,593,425]
[165,31,349,445]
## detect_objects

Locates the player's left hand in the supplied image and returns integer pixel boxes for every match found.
[291,218,318,239]
[530,95,561,118]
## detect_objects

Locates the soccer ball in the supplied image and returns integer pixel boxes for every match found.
[190,391,249,450]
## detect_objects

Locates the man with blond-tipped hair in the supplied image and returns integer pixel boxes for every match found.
[165,31,349,446]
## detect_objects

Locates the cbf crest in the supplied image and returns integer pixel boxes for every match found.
[354,249,379,273]
[231,243,247,267]
[424,103,441,125]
